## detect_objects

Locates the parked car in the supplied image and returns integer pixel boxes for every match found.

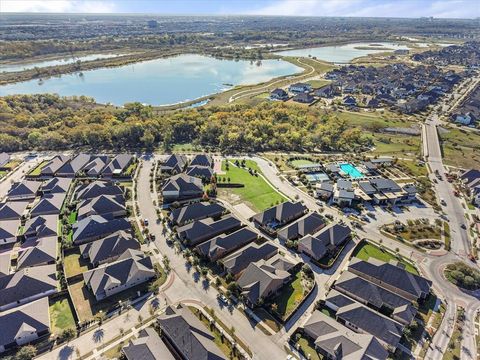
[218,294,229,304]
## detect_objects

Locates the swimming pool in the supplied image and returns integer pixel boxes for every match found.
[339,163,364,179]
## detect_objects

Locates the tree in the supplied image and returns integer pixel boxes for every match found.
[60,328,76,342]
[15,345,37,360]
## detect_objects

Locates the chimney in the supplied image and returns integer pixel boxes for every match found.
[329,225,335,247]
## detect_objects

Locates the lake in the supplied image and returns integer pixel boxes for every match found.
[0,53,123,73]
[275,42,411,63]
[0,54,302,106]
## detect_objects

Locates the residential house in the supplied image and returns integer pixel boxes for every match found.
[251,201,307,235]
[73,215,131,245]
[80,230,140,267]
[302,310,388,360]
[177,214,242,247]
[237,255,295,307]
[453,112,473,125]
[83,250,155,301]
[186,165,214,181]
[157,304,226,360]
[343,95,357,106]
[75,180,124,201]
[40,155,71,177]
[289,83,312,93]
[270,88,289,101]
[29,193,66,217]
[23,215,58,240]
[122,327,175,360]
[82,155,110,177]
[220,242,278,278]
[56,153,91,177]
[7,180,42,201]
[162,173,204,203]
[0,201,29,220]
[332,180,355,207]
[277,212,326,242]
[293,93,315,104]
[460,169,480,206]
[298,223,351,262]
[160,154,187,174]
[77,194,126,220]
[169,202,225,227]
[196,227,258,261]
[0,264,57,311]
[334,270,417,325]
[0,219,20,245]
[0,297,50,353]
[41,177,72,195]
[17,237,57,269]
[314,84,339,98]
[102,154,134,177]
[0,153,10,169]
[190,154,214,168]
[325,290,404,351]
[315,182,334,200]
[0,253,11,277]
[348,257,432,302]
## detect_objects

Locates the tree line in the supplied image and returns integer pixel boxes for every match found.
[0,94,371,153]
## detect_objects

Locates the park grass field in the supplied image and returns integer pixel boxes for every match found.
[439,127,480,169]
[217,159,287,212]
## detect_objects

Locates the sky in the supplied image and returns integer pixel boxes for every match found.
[2,0,480,19]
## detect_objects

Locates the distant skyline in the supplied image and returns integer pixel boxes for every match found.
[2,0,480,19]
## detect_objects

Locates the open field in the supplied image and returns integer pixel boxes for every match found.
[352,241,419,274]
[217,160,287,212]
[439,127,480,169]
[49,297,76,334]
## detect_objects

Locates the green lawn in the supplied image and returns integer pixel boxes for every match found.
[64,252,89,278]
[294,335,322,360]
[0,170,6,178]
[352,241,419,274]
[254,308,282,332]
[370,133,420,157]
[49,297,76,334]
[396,159,428,178]
[28,160,48,176]
[306,79,330,88]
[218,160,287,212]
[290,159,317,167]
[171,143,202,152]
[68,211,77,224]
[270,270,306,320]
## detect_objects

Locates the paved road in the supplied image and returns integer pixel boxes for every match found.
[424,114,470,256]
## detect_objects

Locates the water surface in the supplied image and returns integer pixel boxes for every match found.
[0,53,122,73]
[275,42,410,63]
[0,54,301,106]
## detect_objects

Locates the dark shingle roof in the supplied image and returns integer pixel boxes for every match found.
[0,297,50,348]
[122,327,175,360]
[157,304,226,360]
[0,264,57,307]
[177,215,242,247]
[252,201,307,226]
[42,177,72,194]
[190,154,214,168]
[76,180,123,200]
[7,180,42,199]
[348,258,432,301]
[277,212,325,241]
[30,193,66,216]
[17,237,57,269]
[169,202,225,226]
[196,228,257,260]
[83,250,154,298]
[80,230,140,265]
[186,165,214,179]
[73,215,131,244]
[220,243,278,276]
[0,201,29,221]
